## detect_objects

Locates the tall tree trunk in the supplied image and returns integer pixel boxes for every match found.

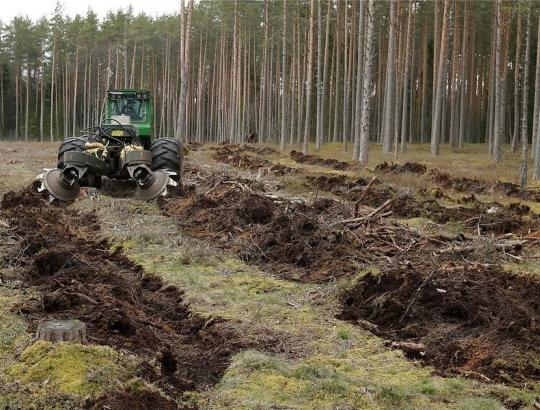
[458,0,469,148]
[280,0,288,150]
[320,0,331,146]
[303,0,316,154]
[520,3,531,188]
[400,0,413,153]
[420,25,428,144]
[315,0,323,150]
[358,0,375,164]
[492,0,503,162]
[382,0,397,154]
[72,44,79,138]
[511,10,523,153]
[431,0,450,156]
[352,1,365,160]
[177,0,193,141]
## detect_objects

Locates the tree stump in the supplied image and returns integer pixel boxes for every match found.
[36,320,88,344]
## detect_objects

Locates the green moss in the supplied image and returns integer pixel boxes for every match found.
[6,341,134,396]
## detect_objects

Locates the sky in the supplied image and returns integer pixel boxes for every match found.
[0,0,181,22]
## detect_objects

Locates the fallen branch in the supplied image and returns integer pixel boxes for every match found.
[355,177,378,216]
[334,195,402,226]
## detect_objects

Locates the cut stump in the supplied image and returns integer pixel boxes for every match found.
[36,319,88,344]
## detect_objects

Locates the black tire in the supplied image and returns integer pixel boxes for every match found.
[151,138,182,181]
[57,137,87,168]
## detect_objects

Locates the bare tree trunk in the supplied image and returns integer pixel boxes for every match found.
[315,0,323,150]
[358,0,375,164]
[458,0,469,148]
[382,0,397,154]
[72,44,79,138]
[420,25,428,143]
[333,2,341,143]
[342,0,349,152]
[280,0,288,151]
[40,64,44,142]
[520,4,531,188]
[431,0,441,144]
[353,0,365,160]
[176,0,193,141]
[400,0,413,153]
[492,0,503,162]
[511,11,523,153]
[431,0,450,156]
[320,0,331,146]
[303,0,316,154]
[25,61,29,142]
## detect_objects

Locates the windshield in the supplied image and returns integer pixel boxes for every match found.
[111,96,147,123]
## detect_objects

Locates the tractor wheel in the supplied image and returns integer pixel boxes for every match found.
[151,138,182,182]
[57,137,87,168]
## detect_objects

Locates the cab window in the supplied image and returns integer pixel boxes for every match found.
[111,96,146,123]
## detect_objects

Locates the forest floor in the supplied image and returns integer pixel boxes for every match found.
[1,141,540,409]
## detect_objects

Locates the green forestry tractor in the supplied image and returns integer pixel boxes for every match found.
[37,89,181,201]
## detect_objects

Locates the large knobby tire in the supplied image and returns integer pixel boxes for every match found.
[151,138,182,182]
[57,137,87,168]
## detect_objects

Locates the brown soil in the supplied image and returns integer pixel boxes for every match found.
[375,161,427,175]
[305,174,371,196]
[430,169,540,202]
[1,187,289,406]
[212,145,298,176]
[289,150,357,170]
[161,181,513,283]
[338,264,540,384]
[303,174,539,235]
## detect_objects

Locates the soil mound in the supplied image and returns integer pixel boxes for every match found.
[289,150,357,170]
[305,174,370,196]
[339,264,540,384]
[375,161,427,175]
[162,183,488,282]
[1,187,287,402]
[212,145,297,176]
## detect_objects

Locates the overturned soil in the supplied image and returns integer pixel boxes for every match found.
[375,161,427,175]
[304,173,539,235]
[289,150,358,170]
[212,144,298,176]
[339,264,540,385]
[431,169,540,202]
[160,176,522,283]
[1,187,289,406]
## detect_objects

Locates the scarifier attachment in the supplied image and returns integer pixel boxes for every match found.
[36,169,81,202]
[127,165,177,200]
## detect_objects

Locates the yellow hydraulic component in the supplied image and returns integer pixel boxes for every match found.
[120,144,144,161]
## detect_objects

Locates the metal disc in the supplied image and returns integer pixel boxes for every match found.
[42,169,81,202]
[134,170,170,200]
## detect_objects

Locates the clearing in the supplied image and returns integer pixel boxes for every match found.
[1,141,540,409]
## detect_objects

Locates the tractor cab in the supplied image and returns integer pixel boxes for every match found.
[106,89,153,149]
